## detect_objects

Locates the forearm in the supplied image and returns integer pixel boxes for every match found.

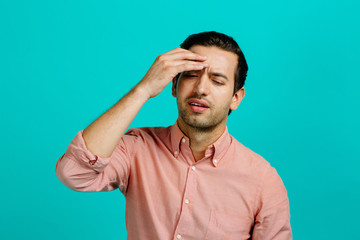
[81,48,207,158]
[82,84,149,158]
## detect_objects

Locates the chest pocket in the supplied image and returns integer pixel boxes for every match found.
[204,209,253,240]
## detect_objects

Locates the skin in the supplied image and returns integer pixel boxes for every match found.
[82,46,245,162]
[172,45,245,161]
[82,47,209,158]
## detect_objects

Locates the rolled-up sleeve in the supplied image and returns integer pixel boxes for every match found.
[252,166,292,240]
[55,129,138,195]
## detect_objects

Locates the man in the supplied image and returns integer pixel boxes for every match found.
[55,31,292,239]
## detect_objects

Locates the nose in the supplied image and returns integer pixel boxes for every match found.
[194,73,210,96]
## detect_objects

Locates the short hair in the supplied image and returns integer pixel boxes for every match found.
[176,31,248,115]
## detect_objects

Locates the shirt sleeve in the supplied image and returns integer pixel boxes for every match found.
[55,129,139,195]
[252,166,292,240]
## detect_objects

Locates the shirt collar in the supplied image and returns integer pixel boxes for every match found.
[170,120,232,167]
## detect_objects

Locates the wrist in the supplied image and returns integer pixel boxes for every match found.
[131,83,152,102]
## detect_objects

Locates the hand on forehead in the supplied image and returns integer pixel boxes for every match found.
[188,45,238,82]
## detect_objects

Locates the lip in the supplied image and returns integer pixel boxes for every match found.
[188,99,209,108]
[187,98,210,113]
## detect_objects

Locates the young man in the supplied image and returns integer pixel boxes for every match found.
[56,31,292,239]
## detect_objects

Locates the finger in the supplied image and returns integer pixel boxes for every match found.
[176,62,209,73]
[160,47,188,57]
[166,51,207,62]
[166,47,186,54]
[171,60,209,67]
[163,47,206,59]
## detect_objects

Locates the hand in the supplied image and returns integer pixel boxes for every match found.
[137,47,208,99]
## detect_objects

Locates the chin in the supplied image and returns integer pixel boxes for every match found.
[179,106,227,130]
[182,116,219,130]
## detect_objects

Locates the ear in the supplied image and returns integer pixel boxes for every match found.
[230,87,245,111]
[172,76,177,97]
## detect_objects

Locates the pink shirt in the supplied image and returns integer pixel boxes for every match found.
[55,122,292,240]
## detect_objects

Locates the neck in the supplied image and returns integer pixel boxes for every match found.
[177,118,227,162]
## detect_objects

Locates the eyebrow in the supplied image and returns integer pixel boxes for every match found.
[184,70,229,81]
[211,72,228,81]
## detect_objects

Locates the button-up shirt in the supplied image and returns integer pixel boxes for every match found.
[55,122,292,240]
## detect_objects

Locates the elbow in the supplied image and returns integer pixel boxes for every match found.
[55,159,80,192]
[55,154,94,192]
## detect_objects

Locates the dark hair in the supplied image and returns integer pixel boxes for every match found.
[176,31,248,115]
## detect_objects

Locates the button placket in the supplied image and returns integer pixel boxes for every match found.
[173,165,198,238]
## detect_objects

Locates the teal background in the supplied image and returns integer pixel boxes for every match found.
[1,0,359,239]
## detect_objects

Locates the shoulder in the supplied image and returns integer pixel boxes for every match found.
[230,135,288,194]
[123,125,172,143]
[229,135,271,172]
[229,135,288,203]
[125,125,171,136]
[116,126,172,156]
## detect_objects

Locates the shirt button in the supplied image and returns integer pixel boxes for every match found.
[185,199,189,204]
[177,234,182,239]
[191,166,196,171]
[89,160,96,165]
[174,151,178,156]
[182,138,186,143]
[213,159,217,163]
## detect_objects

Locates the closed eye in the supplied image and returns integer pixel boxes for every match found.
[213,80,224,85]
[183,74,198,78]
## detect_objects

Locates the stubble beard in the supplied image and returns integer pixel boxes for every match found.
[178,102,229,133]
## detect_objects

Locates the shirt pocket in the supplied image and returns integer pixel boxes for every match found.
[204,209,253,240]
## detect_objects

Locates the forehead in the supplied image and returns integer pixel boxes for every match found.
[188,45,238,80]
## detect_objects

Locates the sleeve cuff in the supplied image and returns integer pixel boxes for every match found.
[64,129,113,172]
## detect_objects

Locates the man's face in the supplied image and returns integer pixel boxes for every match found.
[172,45,245,131]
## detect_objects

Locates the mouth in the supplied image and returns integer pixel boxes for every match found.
[188,99,209,113]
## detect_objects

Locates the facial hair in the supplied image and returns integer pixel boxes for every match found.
[177,95,230,132]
